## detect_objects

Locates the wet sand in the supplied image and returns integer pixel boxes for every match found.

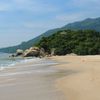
[0,58,65,100]
[51,55,100,100]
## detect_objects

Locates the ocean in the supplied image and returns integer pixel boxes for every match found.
[0,52,58,72]
[0,53,65,100]
[0,53,27,70]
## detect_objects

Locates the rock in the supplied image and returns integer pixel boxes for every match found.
[9,54,16,57]
[30,47,39,51]
[23,47,40,57]
[16,49,24,56]
[51,48,56,56]
[40,48,45,57]
[66,53,77,56]
[15,47,46,57]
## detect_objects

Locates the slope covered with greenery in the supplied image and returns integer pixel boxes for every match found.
[37,30,100,55]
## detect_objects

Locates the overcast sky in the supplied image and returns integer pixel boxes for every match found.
[0,0,100,48]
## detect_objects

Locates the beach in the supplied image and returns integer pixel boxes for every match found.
[0,55,100,100]
[0,58,65,100]
[51,55,100,100]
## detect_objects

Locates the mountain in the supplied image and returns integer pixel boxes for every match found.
[62,17,100,31]
[0,17,100,53]
[0,28,60,53]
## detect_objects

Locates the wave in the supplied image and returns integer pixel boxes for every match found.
[0,57,58,71]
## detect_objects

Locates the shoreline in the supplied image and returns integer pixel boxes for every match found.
[0,57,65,100]
[1,55,100,100]
[50,55,100,100]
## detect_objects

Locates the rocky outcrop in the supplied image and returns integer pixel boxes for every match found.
[23,47,40,57]
[15,47,47,57]
[16,49,24,56]
[39,48,46,57]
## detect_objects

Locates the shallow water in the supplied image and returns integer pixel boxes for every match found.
[0,57,66,100]
[0,53,41,70]
[0,53,25,69]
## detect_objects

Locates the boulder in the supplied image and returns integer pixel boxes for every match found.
[30,47,39,51]
[23,47,40,57]
[51,48,56,56]
[39,48,45,57]
[16,49,24,56]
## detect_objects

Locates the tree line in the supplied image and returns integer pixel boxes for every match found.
[36,30,100,55]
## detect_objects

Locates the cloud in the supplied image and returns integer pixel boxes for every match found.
[23,22,44,29]
[12,0,30,4]
[54,0,100,24]
[23,20,59,30]
[9,0,59,13]
[66,0,100,10]
[0,0,59,13]
[0,0,100,48]
[55,13,84,23]
[55,12,100,26]
[0,2,11,11]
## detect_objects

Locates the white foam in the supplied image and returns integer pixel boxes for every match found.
[0,57,58,77]
[0,58,41,70]
[0,66,5,71]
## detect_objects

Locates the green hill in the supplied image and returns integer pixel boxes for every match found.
[0,17,100,53]
[37,30,100,55]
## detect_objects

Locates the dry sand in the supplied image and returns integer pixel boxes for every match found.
[51,55,100,100]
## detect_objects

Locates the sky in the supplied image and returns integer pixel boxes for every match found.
[0,0,100,48]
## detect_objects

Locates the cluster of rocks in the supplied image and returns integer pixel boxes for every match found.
[14,47,46,57]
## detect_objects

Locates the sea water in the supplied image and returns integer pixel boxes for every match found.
[0,53,65,100]
[0,52,58,72]
[0,52,38,70]
[0,53,18,69]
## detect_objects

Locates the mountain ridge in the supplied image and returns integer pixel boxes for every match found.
[0,17,100,53]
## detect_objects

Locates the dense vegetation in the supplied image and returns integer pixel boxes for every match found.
[37,30,100,55]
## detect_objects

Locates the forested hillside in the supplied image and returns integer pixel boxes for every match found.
[37,30,100,55]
